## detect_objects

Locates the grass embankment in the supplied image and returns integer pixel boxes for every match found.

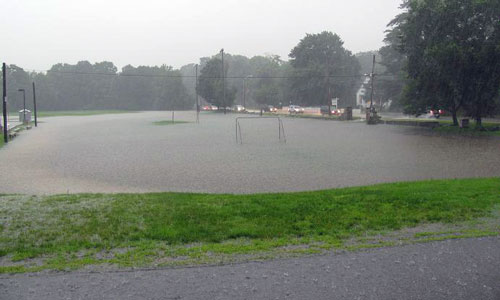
[433,123,500,136]
[383,118,500,136]
[37,110,136,117]
[1,178,499,273]
[0,134,4,148]
[153,120,189,126]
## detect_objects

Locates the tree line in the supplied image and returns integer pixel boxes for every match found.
[1,31,362,112]
[1,62,192,112]
[195,32,361,109]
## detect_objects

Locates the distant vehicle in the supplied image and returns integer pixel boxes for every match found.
[428,109,445,119]
[233,105,246,112]
[202,105,212,111]
[288,105,304,114]
[263,105,277,113]
[211,105,218,111]
[320,106,341,116]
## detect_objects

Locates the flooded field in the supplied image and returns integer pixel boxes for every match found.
[0,111,499,194]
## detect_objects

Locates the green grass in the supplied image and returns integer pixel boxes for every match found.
[1,178,499,273]
[433,124,500,136]
[0,134,3,148]
[37,110,137,117]
[153,120,189,126]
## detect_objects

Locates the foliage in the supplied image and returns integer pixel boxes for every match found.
[394,0,500,125]
[197,57,236,108]
[376,22,407,111]
[1,62,194,112]
[250,55,284,107]
[288,31,361,107]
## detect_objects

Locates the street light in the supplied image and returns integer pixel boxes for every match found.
[17,89,26,124]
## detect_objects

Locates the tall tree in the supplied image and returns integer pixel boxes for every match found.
[249,55,283,107]
[288,31,361,107]
[395,0,500,126]
[197,57,236,108]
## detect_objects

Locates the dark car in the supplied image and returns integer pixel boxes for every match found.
[320,106,341,116]
[263,105,278,113]
[428,109,445,118]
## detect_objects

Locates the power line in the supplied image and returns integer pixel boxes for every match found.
[15,67,396,80]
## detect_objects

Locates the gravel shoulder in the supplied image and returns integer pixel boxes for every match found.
[1,237,499,300]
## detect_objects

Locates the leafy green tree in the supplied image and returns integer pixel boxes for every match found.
[376,21,407,111]
[249,55,283,107]
[288,31,361,107]
[197,57,236,109]
[395,0,500,126]
[0,65,32,112]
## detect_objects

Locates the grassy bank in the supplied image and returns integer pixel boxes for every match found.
[37,110,137,117]
[433,124,500,136]
[1,178,499,273]
[0,134,4,148]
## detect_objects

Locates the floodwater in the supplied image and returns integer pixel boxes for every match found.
[0,111,499,194]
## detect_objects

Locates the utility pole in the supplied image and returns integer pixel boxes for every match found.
[368,54,377,125]
[221,48,226,114]
[2,63,7,143]
[369,54,376,114]
[195,64,199,123]
[32,82,38,127]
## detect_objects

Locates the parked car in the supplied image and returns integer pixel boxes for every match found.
[428,109,445,118]
[233,105,246,112]
[288,105,305,114]
[202,105,212,111]
[210,105,218,111]
[263,105,278,113]
[320,106,341,116]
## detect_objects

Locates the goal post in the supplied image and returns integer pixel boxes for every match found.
[235,116,286,144]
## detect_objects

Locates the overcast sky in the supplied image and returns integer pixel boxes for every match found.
[2,0,403,71]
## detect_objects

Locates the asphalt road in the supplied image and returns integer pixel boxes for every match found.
[1,237,499,300]
[0,111,499,194]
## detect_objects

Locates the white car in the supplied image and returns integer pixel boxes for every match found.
[233,105,246,112]
[288,105,305,114]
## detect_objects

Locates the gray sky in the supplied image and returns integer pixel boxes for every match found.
[2,0,403,71]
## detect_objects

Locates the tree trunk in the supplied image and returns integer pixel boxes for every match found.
[452,111,458,126]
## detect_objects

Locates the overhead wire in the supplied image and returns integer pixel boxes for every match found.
[16,67,396,80]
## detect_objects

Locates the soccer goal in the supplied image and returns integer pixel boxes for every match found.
[235,116,286,144]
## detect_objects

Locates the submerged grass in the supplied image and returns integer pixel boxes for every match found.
[37,110,137,117]
[153,120,189,126]
[1,178,499,273]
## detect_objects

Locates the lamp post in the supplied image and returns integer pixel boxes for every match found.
[18,89,26,124]
[32,82,38,127]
